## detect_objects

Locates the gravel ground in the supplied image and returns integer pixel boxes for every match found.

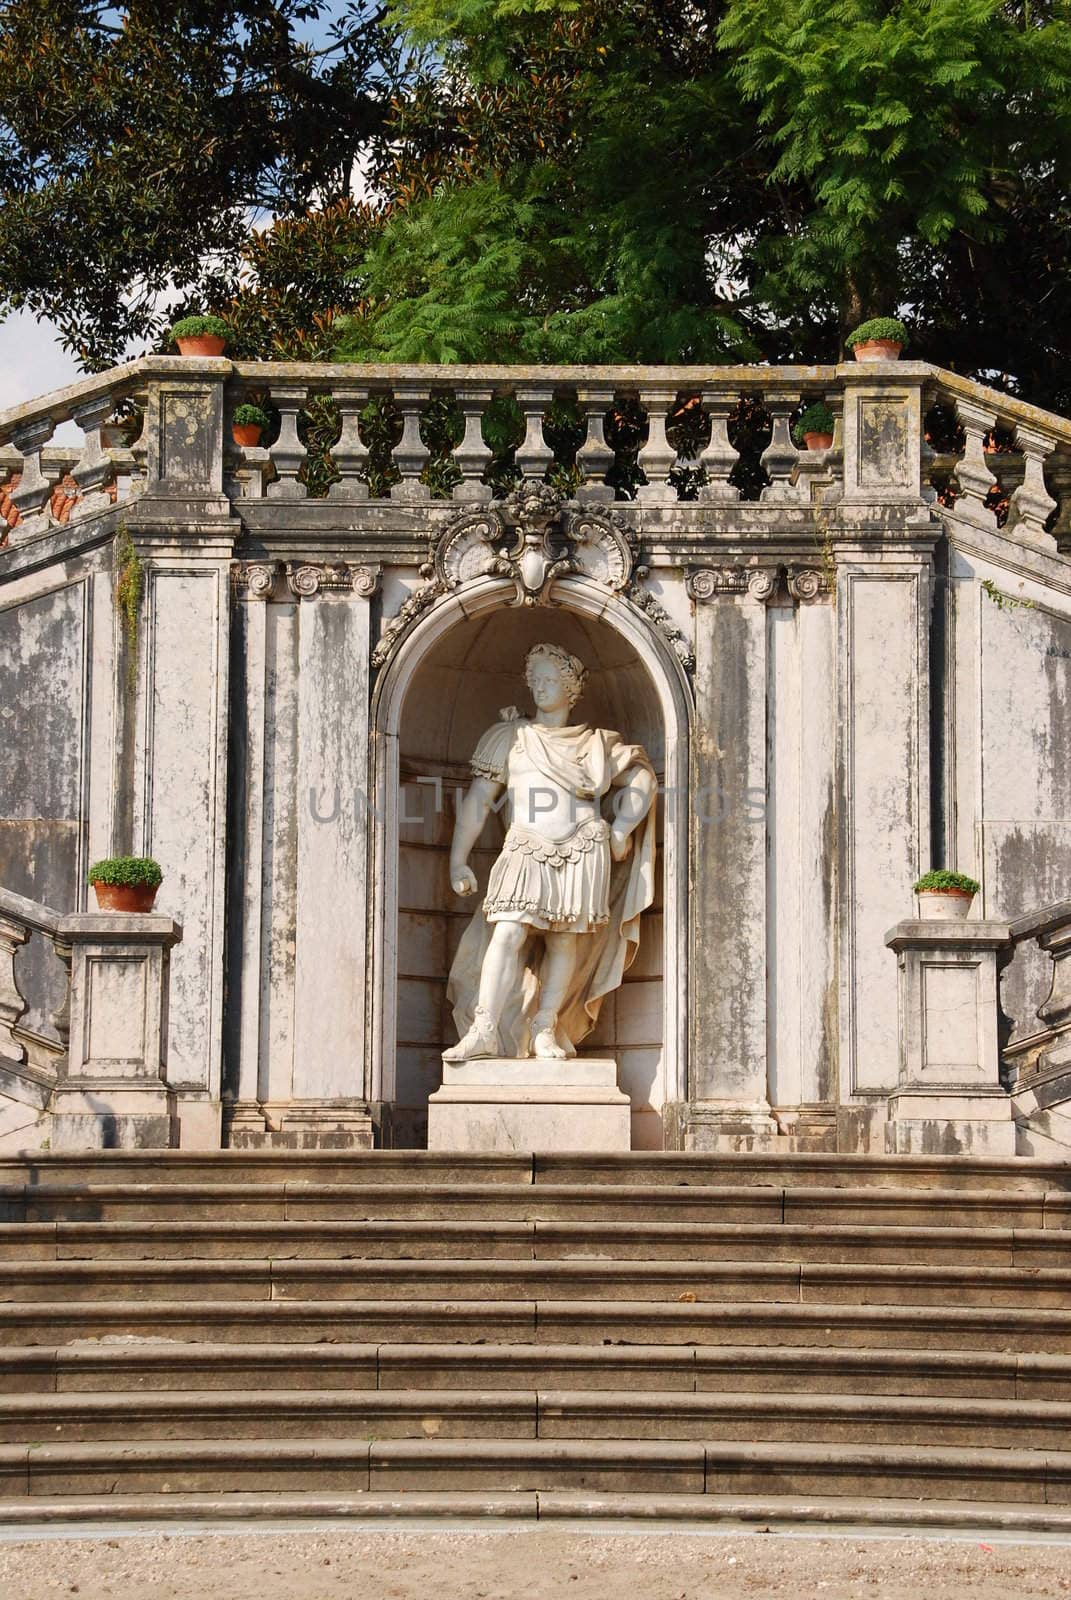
[3,1529,1071,1600]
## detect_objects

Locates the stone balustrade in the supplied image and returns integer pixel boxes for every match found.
[0,355,1066,549]
[0,889,66,1132]
[1004,900,1071,1085]
[928,373,1071,554]
[0,885,182,1149]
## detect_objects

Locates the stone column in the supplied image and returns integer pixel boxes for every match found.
[884,918,1015,1155]
[685,564,780,1148]
[51,911,183,1150]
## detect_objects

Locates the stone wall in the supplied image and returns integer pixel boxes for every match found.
[1,356,1069,1152]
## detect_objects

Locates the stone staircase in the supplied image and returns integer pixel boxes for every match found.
[2,1149,1071,1532]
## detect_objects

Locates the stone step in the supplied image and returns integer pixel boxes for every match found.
[3,1149,1070,1192]
[5,1296,1071,1351]
[1,1436,1070,1502]
[5,1339,1071,1400]
[3,1489,1071,1535]
[4,1180,1068,1229]
[2,1255,1069,1308]
[1,1386,1069,1450]
[2,1218,1067,1267]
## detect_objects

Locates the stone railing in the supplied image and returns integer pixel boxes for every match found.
[2,355,1071,553]
[0,885,182,1149]
[0,359,146,543]
[222,360,851,508]
[0,888,67,1127]
[927,372,1071,554]
[1002,900,1071,1089]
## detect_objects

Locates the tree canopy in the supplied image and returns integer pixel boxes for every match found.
[0,1,404,366]
[3,0,1071,408]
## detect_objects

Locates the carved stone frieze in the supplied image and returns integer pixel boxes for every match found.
[624,580,695,676]
[373,491,650,669]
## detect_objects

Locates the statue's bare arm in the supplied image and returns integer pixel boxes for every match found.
[609,763,656,861]
[450,775,504,896]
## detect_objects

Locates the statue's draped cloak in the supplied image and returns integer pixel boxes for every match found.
[446,715,657,1055]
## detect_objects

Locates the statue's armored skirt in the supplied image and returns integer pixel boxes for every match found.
[483,817,612,932]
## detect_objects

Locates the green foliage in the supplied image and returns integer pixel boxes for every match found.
[357,0,1071,408]
[233,402,271,429]
[795,401,836,439]
[170,314,230,342]
[114,525,142,691]
[88,856,163,889]
[0,2,408,367]
[845,317,909,349]
[6,0,1071,413]
[981,576,1036,612]
[914,869,980,894]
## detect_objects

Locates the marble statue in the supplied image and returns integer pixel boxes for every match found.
[444,642,658,1061]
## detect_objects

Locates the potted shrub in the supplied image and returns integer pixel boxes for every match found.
[913,869,980,921]
[169,315,230,358]
[845,317,909,362]
[88,857,163,913]
[795,401,836,450]
[232,402,270,448]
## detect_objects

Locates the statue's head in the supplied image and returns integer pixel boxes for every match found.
[525,642,587,710]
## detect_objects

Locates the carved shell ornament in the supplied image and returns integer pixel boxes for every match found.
[372,485,688,673]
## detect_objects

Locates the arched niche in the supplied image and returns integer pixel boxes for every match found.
[369,575,690,1149]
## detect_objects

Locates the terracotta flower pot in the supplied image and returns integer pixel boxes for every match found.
[851,339,903,362]
[232,423,263,448]
[175,334,226,357]
[92,881,159,913]
[803,431,834,450]
[916,888,974,921]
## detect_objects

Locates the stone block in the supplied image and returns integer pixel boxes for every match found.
[427,1057,631,1153]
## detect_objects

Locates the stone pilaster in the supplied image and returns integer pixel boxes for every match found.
[685,564,779,1148]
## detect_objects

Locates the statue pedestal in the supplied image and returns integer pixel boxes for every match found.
[427,1057,631,1153]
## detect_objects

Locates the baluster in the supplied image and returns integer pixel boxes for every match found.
[391,385,431,501]
[50,936,72,1056]
[1046,450,1071,556]
[514,386,554,481]
[69,396,116,519]
[698,392,741,504]
[575,386,616,505]
[1005,424,1058,549]
[1037,921,1071,1074]
[451,387,493,503]
[125,393,149,500]
[328,386,371,501]
[760,393,804,502]
[0,914,30,1063]
[636,390,678,504]
[266,385,308,500]
[8,416,56,540]
[952,399,999,529]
